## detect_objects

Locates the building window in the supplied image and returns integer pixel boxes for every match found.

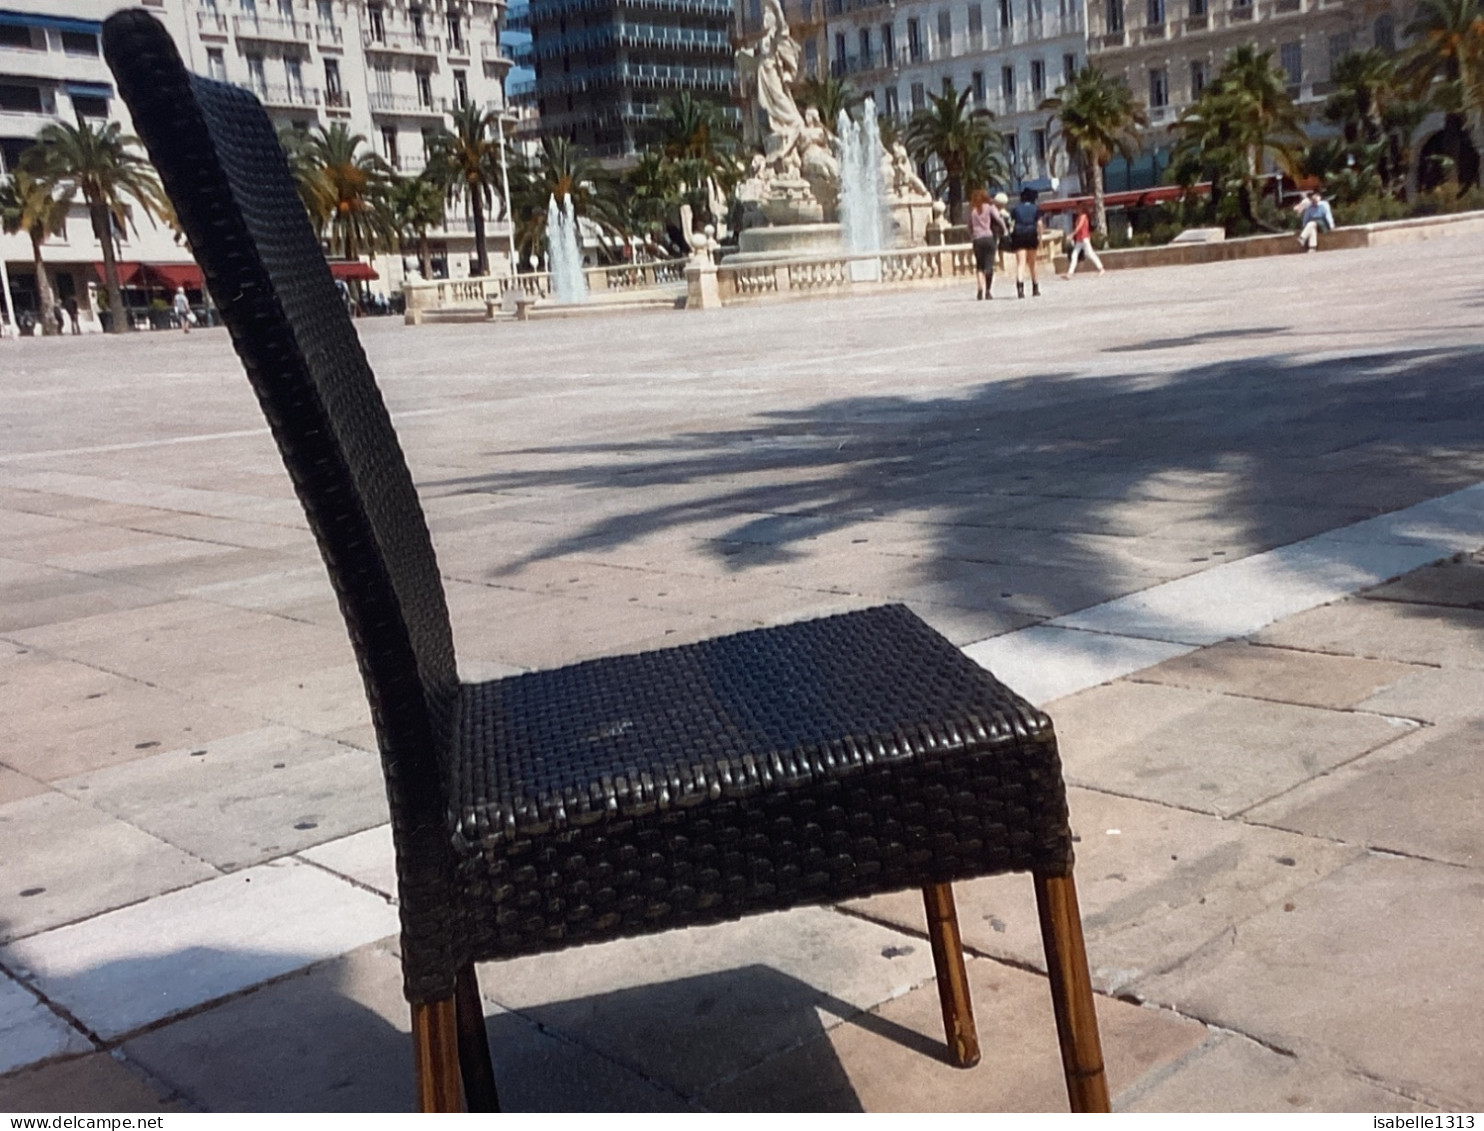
[1188,0,1206,14]
[373,63,392,95]
[1373,12,1395,52]
[1005,130,1018,170]
[447,13,464,51]
[859,27,872,63]
[804,39,818,75]
[1063,53,1077,84]
[907,18,922,61]
[61,31,101,56]
[972,69,986,103]
[284,55,305,101]
[910,81,926,110]
[245,53,267,95]
[882,22,895,62]
[834,31,847,69]
[1148,67,1168,107]
[381,125,398,165]
[998,0,1012,28]
[937,8,952,50]
[1147,0,1164,24]
[1328,32,1351,72]
[883,84,899,116]
[1001,64,1015,108]
[410,6,426,45]
[324,57,341,97]
[71,95,109,118]
[1190,58,1207,95]
[942,74,953,95]
[317,0,334,25]
[968,3,983,46]
[1031,58,1045,94]
[1032,127,1047,169]
[0,24,34,49]
[453,69,469,108]
[1106,0,1123,33]
[241,0,257,14]
[417,70,433,107]
[207,47,228,81]
[1280,41,1302,85]
[367,3,385,41]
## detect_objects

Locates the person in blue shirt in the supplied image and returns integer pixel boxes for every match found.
[1297,190,1335,252]
[1007,187,1044,297]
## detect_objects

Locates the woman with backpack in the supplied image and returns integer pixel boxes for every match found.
[1008,187,1043,298]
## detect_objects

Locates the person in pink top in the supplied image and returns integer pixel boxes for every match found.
[967,188,1007,300]
[1063,204,1105,278]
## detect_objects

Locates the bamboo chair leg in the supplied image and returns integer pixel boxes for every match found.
[455,964,500,1112]
[411,996,463,1113]
[922,882,982,1069]
[1033,871,1111,1113]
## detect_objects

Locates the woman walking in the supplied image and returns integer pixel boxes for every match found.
[1007,188,1043,298]
[968,188,1006,300]
[1064,204,1105,278]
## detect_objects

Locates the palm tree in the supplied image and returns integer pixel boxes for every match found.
[623,149,685,250]
[795,75,863,129]
[653,94,741,229]
[508,136,627,268]
[1172,47,1306,231]
[1323,50,1428,195]
[424,102,505,276]
[1399,0,1484,182]
[285,123,397,261]
[904,82,1004,219]
[26,117,167,334]
[0,168,69,335]
[1041,66,1147,238]
[388,175,447,279]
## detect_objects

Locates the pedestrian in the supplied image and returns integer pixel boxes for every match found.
[1296,190,1334,253]
[172,286,191,333]
[1008,187,1043,298]
[967,188,1007,300]
[1063,204,1105,278]
[63,296,80,334]
[53,306,66,334]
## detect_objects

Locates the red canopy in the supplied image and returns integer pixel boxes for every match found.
[1037,183,1211,214]
[94,261,144,286]
[93,261,204,288]
[327,260,379,281]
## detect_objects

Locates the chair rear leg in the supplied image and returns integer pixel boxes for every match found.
[411,996,463,1112]
[455,964,500,1112]
[922,882,982,1068]
[1033,871,1110,1113]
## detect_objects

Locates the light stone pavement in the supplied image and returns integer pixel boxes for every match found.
[2,234,1483,1112]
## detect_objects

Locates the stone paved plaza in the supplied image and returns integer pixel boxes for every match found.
[2,234,1483,1111]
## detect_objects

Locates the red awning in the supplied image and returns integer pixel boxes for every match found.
[144,262,205,290]
[327,260,379,281]
[1037,183,1211,214]
[94,261,144,286]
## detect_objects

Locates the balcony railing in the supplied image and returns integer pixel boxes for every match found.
[480,40,513,65]
[234,15,312,43]
[250,83,320,108]
[324,89,351,111]
[316,22,343,46]
[196,11,229,35]
[362,31,443,55]
[368,91,449,116]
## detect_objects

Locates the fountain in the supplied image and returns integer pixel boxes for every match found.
[546,194,587,304]
[837,97,890,280]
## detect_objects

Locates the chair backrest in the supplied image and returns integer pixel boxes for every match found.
[102,13,460,860]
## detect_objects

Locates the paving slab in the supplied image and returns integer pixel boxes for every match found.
[208,663,372,736]
[0,1052,178,1113]
[0,791,216,943]
[1120,1033,1435,1113]
[0,766,48,806]
[1131,639,1422,710]
[0,649,262,782]
[121,939,690,1113]
[701,955,1208,1111]
[1361,549,1484,609]
[474,906,938,1097]
[0,972,90,1076]
[1356,665,1484,723]
[55,727,389,872]
[1256,596,1484,669]
[1048,682,1416,816]
[1246,719,1484,867]
[1136,853,1484,1109]
[0,859,399,1041]
[0,558,164,635]
[964,626,1195,707]
[297,824,397,900]
[844,787,1362,994]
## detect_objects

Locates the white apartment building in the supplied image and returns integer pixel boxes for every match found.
[1,0,513,333]
[824,0,1088,189]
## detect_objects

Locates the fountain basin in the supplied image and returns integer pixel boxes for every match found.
[732,222,845,263]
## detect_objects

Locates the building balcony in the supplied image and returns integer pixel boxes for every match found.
[396,154,427,173]
[324,88,352,114]
[253,83,320,109]
[368,91,449,117]
[316,22,344,48]
[196,11,229,38]
[480,40,514,67]
[362,32,443,57]
[234,15,313,45]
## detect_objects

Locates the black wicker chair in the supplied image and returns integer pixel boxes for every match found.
[103,10,1108,1112]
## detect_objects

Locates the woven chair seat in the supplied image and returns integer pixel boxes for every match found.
[452,604,1071,961]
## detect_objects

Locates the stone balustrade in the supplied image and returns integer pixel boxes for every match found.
[403,258,689,322]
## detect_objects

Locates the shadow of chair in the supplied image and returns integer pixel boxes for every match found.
[102,9,1109,1112]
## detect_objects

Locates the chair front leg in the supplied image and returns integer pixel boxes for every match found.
[411,996,463,1112]
[455,964,501,1112]
[922,882,982,1068]
[1033,870,1110,1113]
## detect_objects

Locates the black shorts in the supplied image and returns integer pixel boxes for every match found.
[1008,230,1039,252]
[972,236,998,273]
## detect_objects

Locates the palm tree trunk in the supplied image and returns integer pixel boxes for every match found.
[1091,160,1107,240]
[91,201,129,334]
[30,232,59,336]
[419,231,431,279]
[471,192,488,277]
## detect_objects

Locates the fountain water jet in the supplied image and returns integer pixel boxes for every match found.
[546,194,588,304]
[838,98,890,257]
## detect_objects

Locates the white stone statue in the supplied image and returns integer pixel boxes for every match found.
[736,0,804,161]
[890,141,932,201]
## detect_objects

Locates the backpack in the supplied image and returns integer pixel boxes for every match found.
[1011,202,1039,236]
